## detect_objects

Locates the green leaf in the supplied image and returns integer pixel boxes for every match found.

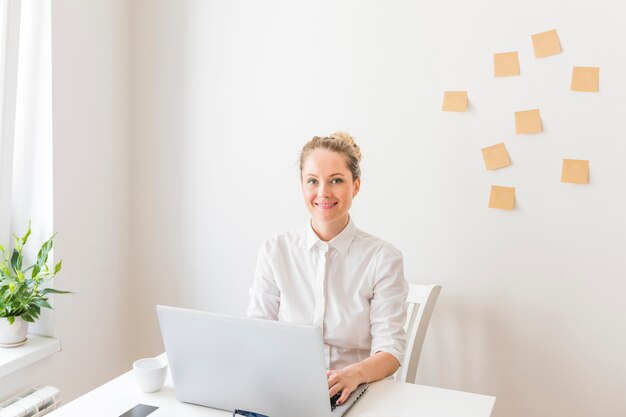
[22,220,32,245]
[12,234,21,251]
[10,249,22,273]
[41,288,71,295]
[35,234,56,274]
[21,313,35,322]
[54,260,62,274]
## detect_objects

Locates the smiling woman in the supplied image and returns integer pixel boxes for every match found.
[300,136,361,241]
[247,132,409,407]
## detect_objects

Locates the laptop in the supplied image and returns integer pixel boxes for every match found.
[156,305,368,417]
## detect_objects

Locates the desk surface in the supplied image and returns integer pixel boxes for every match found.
[49,366,495,417]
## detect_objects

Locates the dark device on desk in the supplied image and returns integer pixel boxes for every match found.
[118,404,158,417]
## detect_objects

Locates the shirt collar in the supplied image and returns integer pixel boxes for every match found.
[306,218,357,254]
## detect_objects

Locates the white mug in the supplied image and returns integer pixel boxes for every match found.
[133,358,168,393]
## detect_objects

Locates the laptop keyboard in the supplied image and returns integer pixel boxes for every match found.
[330,393,342,411]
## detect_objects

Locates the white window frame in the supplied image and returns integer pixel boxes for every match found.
[0,0,60,378]
[0,0,20,243]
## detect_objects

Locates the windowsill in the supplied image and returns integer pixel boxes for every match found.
[0,335,61,378]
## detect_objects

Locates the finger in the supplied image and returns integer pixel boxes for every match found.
[328,383,343,398]
[337,387,353,406]
[327,373,339,388]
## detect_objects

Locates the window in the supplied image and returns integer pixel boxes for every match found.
[0,0,59,376]
[1,0,55,339]
[0,0,20,244]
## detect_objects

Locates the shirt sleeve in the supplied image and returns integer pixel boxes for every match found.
[369,245,409,366]
[246,238,280,320]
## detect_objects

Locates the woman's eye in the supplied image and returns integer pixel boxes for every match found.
[307,178,318,185]
[331,178,343,184]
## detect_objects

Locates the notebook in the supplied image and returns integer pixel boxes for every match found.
[157,305,368,417]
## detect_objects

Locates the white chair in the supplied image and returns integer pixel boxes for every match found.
[395,284,442,384]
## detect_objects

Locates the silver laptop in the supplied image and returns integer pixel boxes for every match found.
[157,305,368,417]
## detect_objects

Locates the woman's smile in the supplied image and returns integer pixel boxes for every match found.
[315,201,338,209]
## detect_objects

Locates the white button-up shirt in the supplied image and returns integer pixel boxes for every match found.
[247,219,408,371]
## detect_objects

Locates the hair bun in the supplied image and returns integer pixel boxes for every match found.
[328,131,362,162]
[300,131,363,180]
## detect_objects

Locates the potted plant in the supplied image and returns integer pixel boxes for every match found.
[0,222,68,347]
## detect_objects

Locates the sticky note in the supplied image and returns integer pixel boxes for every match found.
[489,185,516,210]
[442,91,468,112]
[515,109,542,134]
[481,143,511,170]
[561,159,589,184]
[493,52,520,77]
[531,29,562,58]
[571,66,599,92]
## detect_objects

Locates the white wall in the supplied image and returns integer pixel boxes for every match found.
[0,0,132,402]
[131,1,626,417]
[129,0,184,360]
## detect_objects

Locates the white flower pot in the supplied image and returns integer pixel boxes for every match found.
[0,316,29,347]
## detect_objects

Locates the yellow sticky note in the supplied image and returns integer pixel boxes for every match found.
[515,109,542,134]
[481,143,511,170]
[531,29,562,58]
[493,51,520,77]
[489,185,516,210]
[561,159,589,184]
[571,66,599,92]
[442,91,468,112]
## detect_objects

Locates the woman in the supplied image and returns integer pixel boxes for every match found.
[248,132,408,406]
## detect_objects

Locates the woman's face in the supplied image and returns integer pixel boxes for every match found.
[301,148,360,229]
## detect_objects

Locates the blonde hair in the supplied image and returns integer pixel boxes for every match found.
[299,132,362,180]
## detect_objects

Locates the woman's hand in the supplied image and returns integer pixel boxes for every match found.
[327,363,364,406]
[327,352,400,405]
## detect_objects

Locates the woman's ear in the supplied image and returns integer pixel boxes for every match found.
[353,177,361,197]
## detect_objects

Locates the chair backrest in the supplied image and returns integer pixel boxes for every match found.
[395,284,442,384]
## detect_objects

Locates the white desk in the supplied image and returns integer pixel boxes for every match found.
[48,366,495,417]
